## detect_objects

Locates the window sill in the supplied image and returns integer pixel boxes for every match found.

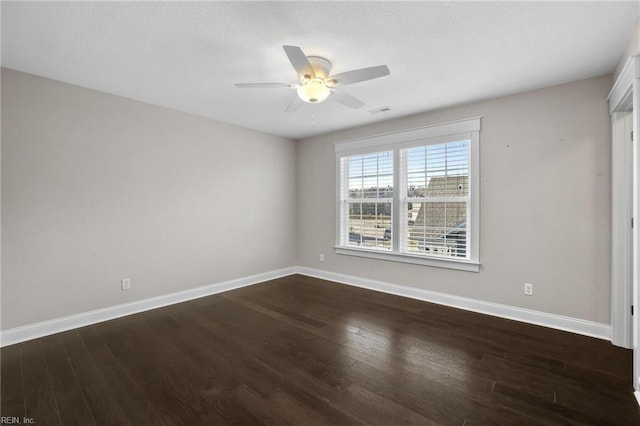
[334,246,480,272]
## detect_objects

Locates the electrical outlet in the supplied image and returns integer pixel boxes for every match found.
[524,283,533,296]
[121,278,131,291]
[320,254,325,262]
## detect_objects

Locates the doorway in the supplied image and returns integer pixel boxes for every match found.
[608,56,639,401]
[611,109,633,350]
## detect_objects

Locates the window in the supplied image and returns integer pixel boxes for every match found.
[401,141,469,258]
[339,151,393,251]
[336,117,480,272]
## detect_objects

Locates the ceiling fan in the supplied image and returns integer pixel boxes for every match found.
[235,45,390,112]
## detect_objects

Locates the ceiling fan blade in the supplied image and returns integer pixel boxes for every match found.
[283,45,316,81]
[235,83,297,88]
[327,65,390,87]
[330,90,365,109]
[285,96,304,112]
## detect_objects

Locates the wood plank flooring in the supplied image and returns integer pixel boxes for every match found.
[2,274,639,425]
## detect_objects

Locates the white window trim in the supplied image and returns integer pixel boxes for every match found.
[335,117,481,272]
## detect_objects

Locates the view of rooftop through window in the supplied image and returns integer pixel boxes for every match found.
[403,141,469,258]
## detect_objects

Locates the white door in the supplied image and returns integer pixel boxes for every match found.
[611,111,633,350]
[608,56,640,403]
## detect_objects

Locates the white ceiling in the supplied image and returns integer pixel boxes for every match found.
[2,1,639,140]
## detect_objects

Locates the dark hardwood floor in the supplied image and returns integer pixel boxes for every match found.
[2,274,639,425]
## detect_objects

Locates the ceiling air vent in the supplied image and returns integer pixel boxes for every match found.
[368,106,391,114]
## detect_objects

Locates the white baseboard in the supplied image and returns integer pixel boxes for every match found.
[0,267,297,347]
[1,265,612,347]
[296,267,612,341]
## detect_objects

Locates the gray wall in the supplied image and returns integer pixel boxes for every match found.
[0,69,615,330]
[296,75,612,324]
[1,68,297,329]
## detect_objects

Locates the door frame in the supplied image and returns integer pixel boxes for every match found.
[608,55,640,399]
[610,110,633,348]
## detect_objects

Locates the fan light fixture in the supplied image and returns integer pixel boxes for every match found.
[235,46,390,111]
[297,78,330,103]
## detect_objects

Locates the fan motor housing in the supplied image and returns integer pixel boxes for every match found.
[307,56,332,80]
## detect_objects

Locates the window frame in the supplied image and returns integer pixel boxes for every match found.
[335,117,481,272]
